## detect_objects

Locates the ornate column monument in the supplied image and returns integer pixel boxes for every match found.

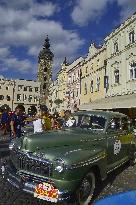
[37,36,54,107]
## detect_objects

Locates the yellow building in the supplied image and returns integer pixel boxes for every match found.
[80,43,107,107]
[56,57,69,111]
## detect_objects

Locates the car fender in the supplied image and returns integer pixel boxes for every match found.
[62,147,107,181]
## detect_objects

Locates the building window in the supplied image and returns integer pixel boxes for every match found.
[97,59,100,67]
[129,62,136,79]
[17,94,21,101]
[6,86,9,90]
[104,76,109,89]
[34,96,38,102]
[114,42,119,53]
[84,82,87,95]
[18,85,22,91]
[44,76,47,81]
[90,80,93,93]
[0,86,1,89]
[129,30,135,44]
[24,87,27,91]
[35,87,38,92]
[96,77,100,91]
[7,95,10,101]
[29,87,33,92]
[86,67,88,73]
[28,95,32,102]
[114,69,119,84]
[23,94,27,101]
[0,95,4,100]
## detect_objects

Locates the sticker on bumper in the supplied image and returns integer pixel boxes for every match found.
[34,182,59,203]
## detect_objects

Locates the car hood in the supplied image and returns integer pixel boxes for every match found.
[21,128,99,153]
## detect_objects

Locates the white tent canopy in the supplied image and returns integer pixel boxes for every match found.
[79,94,136,110]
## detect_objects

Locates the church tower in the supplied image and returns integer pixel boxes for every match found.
[38,36,54,106]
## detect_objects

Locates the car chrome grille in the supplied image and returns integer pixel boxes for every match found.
[10,149,52,177]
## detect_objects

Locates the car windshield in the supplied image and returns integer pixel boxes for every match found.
[65,114,106,130]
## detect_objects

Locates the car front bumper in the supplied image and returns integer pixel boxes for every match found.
[2,163,76,203]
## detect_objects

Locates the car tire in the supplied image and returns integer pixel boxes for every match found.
[76,171,96,205]
[130,150,136,165]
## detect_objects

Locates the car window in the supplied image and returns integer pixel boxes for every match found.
[121,117,130,131]
[64,114,106,130]
[108,118,121,131]
[79,115,106,130]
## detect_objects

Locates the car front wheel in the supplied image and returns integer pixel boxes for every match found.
[76,171,96,205]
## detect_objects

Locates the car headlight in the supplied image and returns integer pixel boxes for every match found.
[9,141,15,150]
[54,158,65,173]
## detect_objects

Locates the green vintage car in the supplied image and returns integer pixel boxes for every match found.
[2,110,136,204]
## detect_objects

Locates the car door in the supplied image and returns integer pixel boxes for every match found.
[106,117,125,171]
[119,117,133,160]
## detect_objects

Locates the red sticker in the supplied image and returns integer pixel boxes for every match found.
[34,182,59,203]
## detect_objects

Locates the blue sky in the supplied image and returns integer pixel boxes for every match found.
[0,0,136,80]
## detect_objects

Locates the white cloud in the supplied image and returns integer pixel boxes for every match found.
[71,0,136,26]
[30,2,59,17]
[0,1,84,78]
[116,0,136,22]
[71,0,109,26]
[0,56,35,75]
[0,47,10,58]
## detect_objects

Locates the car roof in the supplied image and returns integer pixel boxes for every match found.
[74,110,127,119]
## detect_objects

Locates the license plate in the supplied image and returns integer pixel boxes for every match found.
[34,182,59,203]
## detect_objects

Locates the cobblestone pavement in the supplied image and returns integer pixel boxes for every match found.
[0,132,136,205]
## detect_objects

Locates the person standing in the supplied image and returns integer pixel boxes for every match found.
[0,109,10,136]
[33,111,43,133]
[42,110,52,131]
[10,105,24,139]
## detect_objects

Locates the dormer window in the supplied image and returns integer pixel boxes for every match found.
[129,30,135,44]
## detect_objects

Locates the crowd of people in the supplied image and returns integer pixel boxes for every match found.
[0,105,75,139]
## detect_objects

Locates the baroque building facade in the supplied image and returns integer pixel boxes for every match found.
[49,12,136,114]
[80,43,107,106]
[56,57,69,111]
[37,36,54,107]
[0,76,40,113]
[67,57,84,111]
[105,12,136,97]
[13,79,40,113]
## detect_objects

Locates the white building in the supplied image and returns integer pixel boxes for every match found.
[13,79,41,113]
[0,75,15,110]
[105,13,136,99]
